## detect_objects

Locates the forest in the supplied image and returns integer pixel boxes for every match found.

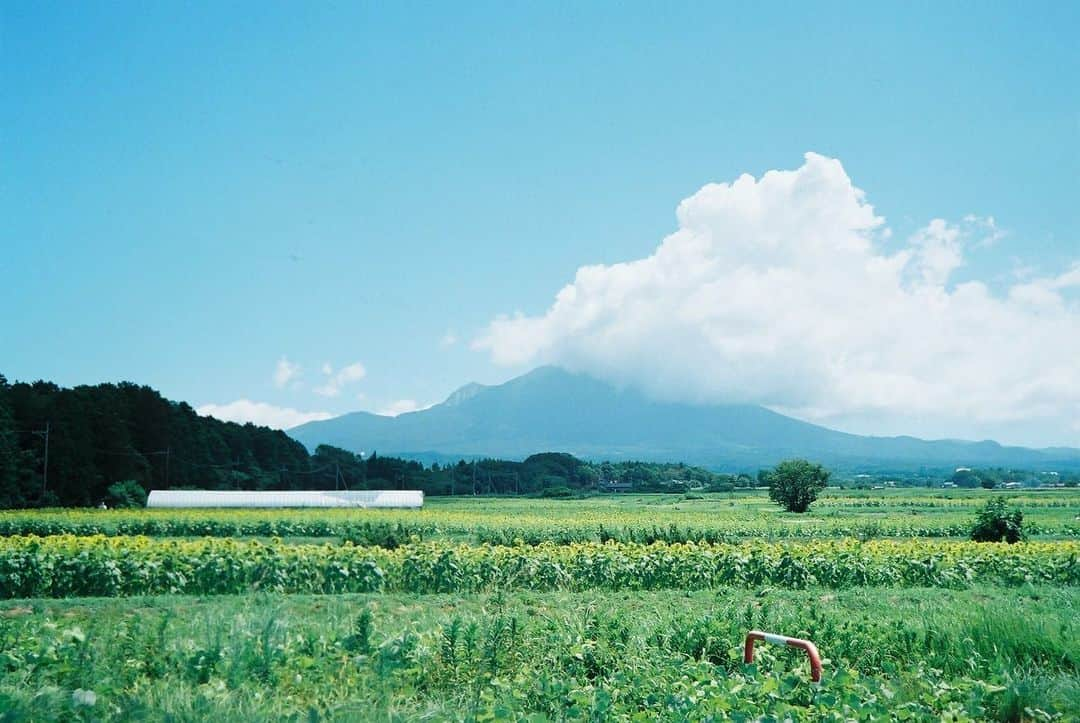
[0,375,733,507]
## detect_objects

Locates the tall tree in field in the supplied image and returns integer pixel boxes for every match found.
[766,459,830,513]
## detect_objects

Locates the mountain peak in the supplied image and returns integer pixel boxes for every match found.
[288,366,1080,471]
[443,382,487,407]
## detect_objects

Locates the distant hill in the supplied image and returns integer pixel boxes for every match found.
[288,367,1080,472]
[0,376,312,508]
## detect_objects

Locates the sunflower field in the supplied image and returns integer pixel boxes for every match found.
[0,489,1077,720]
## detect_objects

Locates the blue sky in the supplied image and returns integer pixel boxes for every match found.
[3,2,1078,444]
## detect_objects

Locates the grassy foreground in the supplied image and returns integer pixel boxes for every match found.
[3,491,1078,720]
[1,586,1076,721]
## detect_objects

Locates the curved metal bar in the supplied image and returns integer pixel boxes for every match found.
[743,629,823,683]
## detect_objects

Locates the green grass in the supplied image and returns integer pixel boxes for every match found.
[2,489,1077,719]
[1,586,1076,721]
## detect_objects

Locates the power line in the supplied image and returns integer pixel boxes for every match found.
[32,422,49,499]
[89,446,322,475]
[10,423,367,491]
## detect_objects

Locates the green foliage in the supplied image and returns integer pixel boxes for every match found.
[951,467,1038,490]
[311,444,368,489]
[2,535,1075,599]
[972,497,1025,543]
[2,489,1078,542]
[105,480,147,508]
[767,459,830,513]
[0,488,1076,720]
[0,377,25,509]
[539,485,575,498]
[0,587,1076,721]
[0,379,311,507]
[340,608,375,654]
[951,469,982,488]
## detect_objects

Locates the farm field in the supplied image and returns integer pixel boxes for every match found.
[2,489,1078,544]
[0,489,1078,720]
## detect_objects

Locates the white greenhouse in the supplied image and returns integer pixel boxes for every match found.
[146,489,424,509]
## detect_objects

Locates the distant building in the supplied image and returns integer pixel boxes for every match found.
[598,480,633,493]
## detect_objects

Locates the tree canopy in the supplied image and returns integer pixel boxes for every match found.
[765,458,830,513]
[0,376,309,507]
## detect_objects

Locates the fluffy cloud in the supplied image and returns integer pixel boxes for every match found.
[476,153,1080,443]
[376,399,431,417]
[314,362,367,398]
[273,356,301,388]
[197,400,333,430]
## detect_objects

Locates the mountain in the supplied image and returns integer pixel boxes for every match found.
[288,367,1080,472]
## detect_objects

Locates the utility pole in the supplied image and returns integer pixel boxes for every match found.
[164,446,170,488]
[33,422,50,500]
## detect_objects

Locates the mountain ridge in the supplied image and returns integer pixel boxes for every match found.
[288,366,1080,472]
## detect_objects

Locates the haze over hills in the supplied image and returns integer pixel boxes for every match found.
[288,367,1080,472]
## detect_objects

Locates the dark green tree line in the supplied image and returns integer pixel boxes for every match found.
[0,376,310,507]
[0,374,749,507]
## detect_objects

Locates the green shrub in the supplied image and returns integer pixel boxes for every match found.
[971,497,1024,543]
[105,480,147,509]
[539,485,575,498]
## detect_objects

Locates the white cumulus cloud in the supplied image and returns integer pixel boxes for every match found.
[476,152,1080,444]
[314,361,367,398]
[273,356,301,388]
[197,400,333,430]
